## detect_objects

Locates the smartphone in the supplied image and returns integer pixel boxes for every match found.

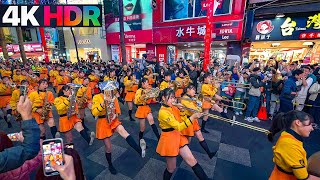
[7,132,20,141]
[42,138,64,176]
[19,85,28,97]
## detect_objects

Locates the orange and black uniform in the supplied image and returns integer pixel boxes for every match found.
[73,77,84,85]
[91,93,121,139]
[201,83,218,109]
[269,129,309,180]
[29,90,55,124]
[76,85,92,109]
[54,96,82,133]
[134,88,152,119]
[160,80,170,91]
[88,74,99,90]
[0,82,13,108]
[124,76,138,102]
[144,74,155,87]
[156,105,192,156]
[55,75,69,92]
[175,77,184,98]
[10,86,34,115]
[180,95,202,137]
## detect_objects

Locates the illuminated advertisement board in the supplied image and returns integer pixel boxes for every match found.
[251,12,320,41]
[104,0,153,44]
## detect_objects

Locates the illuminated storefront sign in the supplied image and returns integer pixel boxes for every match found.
[252,12,320,41]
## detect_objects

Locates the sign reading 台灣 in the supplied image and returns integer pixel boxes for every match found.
[251,12,320,41]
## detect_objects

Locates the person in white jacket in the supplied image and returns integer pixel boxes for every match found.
[295,67,313,111]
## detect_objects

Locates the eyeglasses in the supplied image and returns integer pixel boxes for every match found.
[302,122,319,129]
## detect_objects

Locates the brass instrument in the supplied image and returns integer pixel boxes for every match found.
[41,91,51,120]
[99,81,119,123]
[67,83,82,119]
[7,82,16,88]
[143,87,160,100]
[78,87,88,109]
[197,93,247,110]
[173,102,270,134]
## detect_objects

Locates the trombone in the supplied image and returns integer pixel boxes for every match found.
[173,102,270,134]
[199,94,247,110]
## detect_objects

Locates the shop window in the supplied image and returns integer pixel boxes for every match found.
[21,28,32,42]
[164,0,232,21]
[79,27,98,35]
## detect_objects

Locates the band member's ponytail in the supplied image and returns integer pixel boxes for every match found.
[268,110,314,142]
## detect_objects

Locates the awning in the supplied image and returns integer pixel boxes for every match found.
[10,52,44,59]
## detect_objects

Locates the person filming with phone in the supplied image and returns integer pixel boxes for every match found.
[0,95,40,173]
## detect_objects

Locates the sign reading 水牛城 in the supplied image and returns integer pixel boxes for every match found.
[0,5,102,27]
[251,12,320,41]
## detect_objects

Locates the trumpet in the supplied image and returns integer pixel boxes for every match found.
[173,102,270,134]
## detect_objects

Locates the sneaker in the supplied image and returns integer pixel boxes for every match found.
[140,139,146,158]
[55,132,61,138]
[252,117,261,122]
[235,112,239,116]
[239,111,243,115]
[224,108,228,113]
[89,132,95,146]
[244,117,253,123]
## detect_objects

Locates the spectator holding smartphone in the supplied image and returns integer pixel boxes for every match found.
[0,96,40,173]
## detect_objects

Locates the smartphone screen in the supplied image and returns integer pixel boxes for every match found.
[42,138,64,176]
[7,132,20,141]
[19,85,27,97]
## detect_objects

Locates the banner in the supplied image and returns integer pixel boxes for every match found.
[251,12,320,41]
[111,45,120,62]
[156,45,167,63]
[44,28,57,49]
[146,44,156,60]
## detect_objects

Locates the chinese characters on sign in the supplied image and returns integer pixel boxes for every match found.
[281,17,296,36]
[253,12,320,41]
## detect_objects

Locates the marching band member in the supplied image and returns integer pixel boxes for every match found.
[181,84,216,159]
[76,77,92,130]
[26,70,39,90]
[175,70,186,98]
[56,70,69,92]
[71,68,79,81]
[10,80,34,119]
[134,78,160,141]
[124,71,138,121]
[12,69,21,85]
[0,66,12,77]
[268,111,317,180]
[201,73,228,133]
[29,79,59,139]
[88,70,100,95]
[0,76,14,128]
[20,69,28,83]
[160,71,174,91]
[39,64,49,79]
[49,66,58,88]
[143,68,156,88]
[54,84,95,145]
[104,68,117,81]
[91,81,146,174]
[156,88,209,180]
[73,71,85,85]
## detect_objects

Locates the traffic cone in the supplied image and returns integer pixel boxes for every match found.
[257,97,268,121]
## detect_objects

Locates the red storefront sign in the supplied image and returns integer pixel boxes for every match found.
[153,21,243,44]
[156,45,167,63]
[146,44,156,60]
[106,30,153,44]
[203,0,215,72]
[0,43,43,53]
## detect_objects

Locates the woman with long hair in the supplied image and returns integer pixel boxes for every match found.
[180,84,216,159]
[156,88,209,180]
[134,78,160,141]
[268,110,317,180]
[124,70,139,121]
[200,73,228,133]
[54,85,95,146]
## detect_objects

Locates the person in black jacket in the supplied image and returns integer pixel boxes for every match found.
[188,63,199,90]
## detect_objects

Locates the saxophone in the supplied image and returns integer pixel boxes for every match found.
[41,91,51,120]
[104,90,117,124]
[78,87,88,109]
